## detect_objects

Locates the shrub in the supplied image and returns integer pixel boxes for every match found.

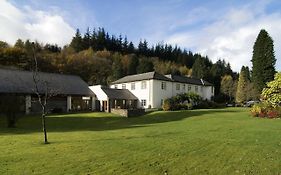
[162,98,175,111]
[162,92,214,111]
[196,100,219,109]
[250,104,262,117]
[261,72,281,108]
[250,103,281,118]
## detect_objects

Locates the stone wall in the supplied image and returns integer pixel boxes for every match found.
[111,108,145,117]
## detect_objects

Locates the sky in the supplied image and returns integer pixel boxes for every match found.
[1,0,281,72]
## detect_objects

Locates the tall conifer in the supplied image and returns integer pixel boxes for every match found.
[251,29,276,95]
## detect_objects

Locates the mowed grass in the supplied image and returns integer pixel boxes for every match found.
[1,108,281,175]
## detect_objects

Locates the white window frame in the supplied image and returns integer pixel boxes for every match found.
[114,85,118,89]
[131,83,135,90]
[141,81,147,89]
[176,83,180,91]
[122,84,126,89]
[188,85,191,91]
[195,86,198,92]
[141,99,146,107]
[183,84,186,91]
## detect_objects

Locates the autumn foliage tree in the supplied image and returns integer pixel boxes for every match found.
[236,66,248,103]
[261,72,281,108]
[220,75,235,101]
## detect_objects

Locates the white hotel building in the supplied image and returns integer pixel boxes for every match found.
[109,71,214,109]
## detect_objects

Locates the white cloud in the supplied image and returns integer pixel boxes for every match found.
[165,4,281,72]
[0,0,75,46]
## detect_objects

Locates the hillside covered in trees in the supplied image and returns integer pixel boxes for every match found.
[0,27,237,101]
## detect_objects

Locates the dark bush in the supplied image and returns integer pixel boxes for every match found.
[196,100,219,109]
[51,108,63,113]
[163,92,214,111]
[0,95,24,127]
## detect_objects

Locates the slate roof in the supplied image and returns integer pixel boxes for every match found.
[111,71,213,86]
[165,74,213,86]
[101,87,138,100]
[111,71,171,84]
[0,68,95,96]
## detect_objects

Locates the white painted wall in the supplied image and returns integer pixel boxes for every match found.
[110,80,214,109]
[151,80,172,108]
[67,96,71,112]
[89,85,108,111]
[110,80,152,108]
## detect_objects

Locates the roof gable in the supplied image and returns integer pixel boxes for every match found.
[111,71,171,84]
[101,87,138,100]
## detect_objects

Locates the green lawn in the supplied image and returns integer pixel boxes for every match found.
[1,108,281,175]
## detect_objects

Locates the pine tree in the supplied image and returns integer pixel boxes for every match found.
[82,27,91,50]
[137,59,154,73]
[70,29,83,52]
[244,66,251,81]
[192,56,207,78]
[127,55,139,75]
[127,42,135,53]
[236,66,248,103]
[123,36,128,53]
[96,28,106,50]
[112,56,124,80]
[251,29,276,95]
[91,29,97,50]
[14,39,25,48]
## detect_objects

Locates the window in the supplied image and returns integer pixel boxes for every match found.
[201,86,203,92]
[114,85,118,89]
[122,84,126,89]
[183,84,186,91]
[195,86,198,92]
[141,81,147,89]
[131,83,135,90]
[161,82,166,90]
[176,83,180,90]
[188,85,191,91]
[161,99,164,105]
[141,99,146,107]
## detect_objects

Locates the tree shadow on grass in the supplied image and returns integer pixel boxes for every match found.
[0,108,242,135]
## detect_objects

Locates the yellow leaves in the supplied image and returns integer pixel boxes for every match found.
[261,72,281,108]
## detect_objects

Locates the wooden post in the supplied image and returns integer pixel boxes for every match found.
[107,98,110,113]
[25,95,31,114]
[91,97,95,111]
[67,96,72,112]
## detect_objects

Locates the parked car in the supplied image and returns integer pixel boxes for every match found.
[244,101,259,107]
[226,103,235,107]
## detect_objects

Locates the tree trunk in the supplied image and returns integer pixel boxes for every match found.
[41,112,48,144]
